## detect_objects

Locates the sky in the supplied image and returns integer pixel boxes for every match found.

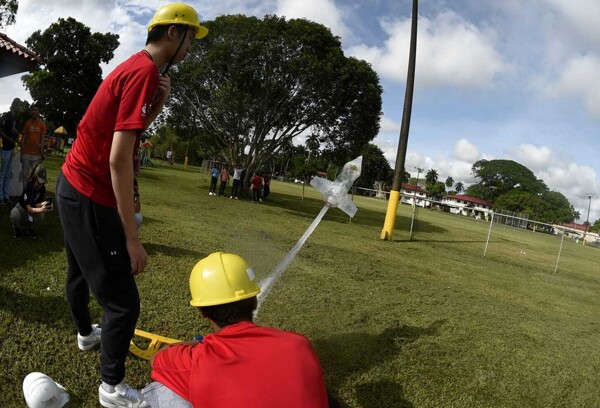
[1,0,600,222]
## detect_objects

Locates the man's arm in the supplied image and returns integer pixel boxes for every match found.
[110,131,148,275]
[145,75,171,128]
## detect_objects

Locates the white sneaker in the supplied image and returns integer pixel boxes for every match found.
[99,383,149,408]
[77,324,101,351]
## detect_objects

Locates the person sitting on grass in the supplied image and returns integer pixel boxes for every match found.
[10,164,52,239]
[141,252,339,407]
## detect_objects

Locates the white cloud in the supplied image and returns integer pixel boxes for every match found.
[274,0,349,40]
[453,138,480,163]
[348,10,512,89]
[538,54,600,119]
[507,144,554,170]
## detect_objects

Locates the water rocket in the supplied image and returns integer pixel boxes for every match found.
[309,156,363,217]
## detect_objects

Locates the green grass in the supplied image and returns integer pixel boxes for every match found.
[2,156,600,407]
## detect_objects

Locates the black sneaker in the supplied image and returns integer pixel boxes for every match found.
[13,227,22,239]
[28,229,37,239]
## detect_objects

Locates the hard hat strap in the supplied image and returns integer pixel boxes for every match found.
[162,29,187,76]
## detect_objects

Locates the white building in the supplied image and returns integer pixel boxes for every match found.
[400,183,429,208]
[440,195,492,219]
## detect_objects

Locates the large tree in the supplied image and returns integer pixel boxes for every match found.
[467,159,547,199]
[22,17,119,132]
[355,143,392,189]
[0,0,17,28]
[168,14,382,189]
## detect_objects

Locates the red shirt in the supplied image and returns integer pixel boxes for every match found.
[251,175,263,189]
[151,322,329,407]
[62,51,158,208]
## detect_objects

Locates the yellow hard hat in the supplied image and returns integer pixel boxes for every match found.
[190,252,260,307]
[148,3,208,39]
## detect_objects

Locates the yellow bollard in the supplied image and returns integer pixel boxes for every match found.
[183,156,189,171]
[380,190,400,240]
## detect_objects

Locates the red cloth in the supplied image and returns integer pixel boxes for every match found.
[151,322,329,407]
[220,168,229,182]
[251,175,262,189]
[62,51,158,208]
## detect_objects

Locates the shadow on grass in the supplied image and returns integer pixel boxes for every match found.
[0,286,72,327]
[314,321,444,408]
[144,242,206,259]
[261,192,448,234]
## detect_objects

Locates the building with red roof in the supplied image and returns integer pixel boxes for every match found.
[440,194,492,219]
[0,32,40,78]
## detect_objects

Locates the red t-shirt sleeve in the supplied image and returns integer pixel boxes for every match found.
[115,62,158,131]
[151,344,196,401]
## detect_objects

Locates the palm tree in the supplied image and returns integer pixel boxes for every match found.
[305,134,320,160]
[425,169,438,185]
[573,210,581,222]
[455,181,464,194]
[445,176,454,189]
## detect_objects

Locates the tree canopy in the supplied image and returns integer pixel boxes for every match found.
[22,17,119,131]
[355,143,392,189]
[167,14,382,186]
[467,159,547,198]
[0,0,17,28]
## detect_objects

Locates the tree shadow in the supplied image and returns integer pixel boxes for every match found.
[261,192,447,234]
[143,242,206,259]
[313,321,444,407]
[0,285,72,327]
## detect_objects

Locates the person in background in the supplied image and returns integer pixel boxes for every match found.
[21,106,47,190]
[141,252,337,408]
[218,165,229,196]
[0,98,20,206]
[209,164,219,196]
[251,172,263,202]
[54,3,208,407]
[263,173,271,200]
[11,164,51,239]
[229,163,244,199]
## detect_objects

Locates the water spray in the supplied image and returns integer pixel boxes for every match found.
[255,156,362,316]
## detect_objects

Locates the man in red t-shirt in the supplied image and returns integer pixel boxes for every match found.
[54,4,208,407]
[141,252,337,408]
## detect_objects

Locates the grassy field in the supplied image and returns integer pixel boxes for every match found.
[2,156,600,407]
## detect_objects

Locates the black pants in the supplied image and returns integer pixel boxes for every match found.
[209,177,218,193]
[231,179,240,197]
[219,180,227,196]
[56,173,140,385]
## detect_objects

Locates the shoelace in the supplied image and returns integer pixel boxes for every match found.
[117,384,141,401]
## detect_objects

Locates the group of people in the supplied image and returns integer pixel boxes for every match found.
[17,3,338,408]
[0,100,48,207]
[209,163,271,202]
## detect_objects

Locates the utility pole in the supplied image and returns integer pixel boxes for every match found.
[381,0,418,240]
[583,193,595,245]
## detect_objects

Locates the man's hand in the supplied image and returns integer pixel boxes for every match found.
[152,75,171,106]
[127,237,148,275]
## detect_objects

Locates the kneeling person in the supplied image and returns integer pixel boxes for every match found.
[11,165,51,238]
[143,252,332,407]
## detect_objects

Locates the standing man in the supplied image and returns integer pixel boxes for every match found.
[0,98,20,206]
[21,106,47,188]
[55,4,208,407]
[229,163,244,199]
[218,164,229,196]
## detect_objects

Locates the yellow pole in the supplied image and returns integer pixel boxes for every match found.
[380,0,418,240]
[183,156,189,171]
[381,190,400,240]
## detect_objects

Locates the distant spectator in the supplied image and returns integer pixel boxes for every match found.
[218,166,229,196]
[21,106,47,190]
[263,174,271,200]
[209,164,219,196]
[11,164,51,238]
[0,98,20,206]
[250,173,263,203]
[230,163,244,199]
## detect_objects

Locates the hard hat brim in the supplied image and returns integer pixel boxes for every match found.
[195,25,209,39]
